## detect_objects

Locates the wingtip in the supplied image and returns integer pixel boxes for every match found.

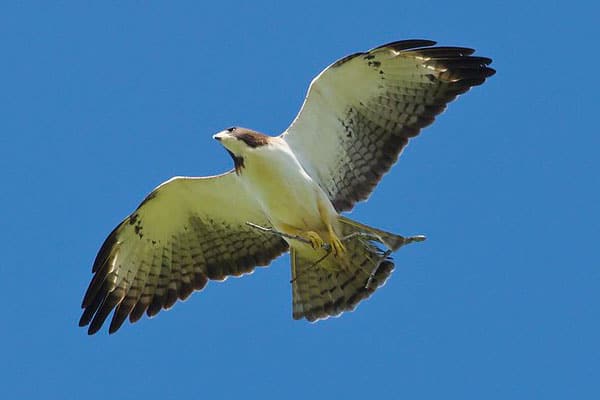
[79,315,113,336]
[406,235,427,245]
[78,307,94,328]
[108,315,125,334]
[87,319,104,335]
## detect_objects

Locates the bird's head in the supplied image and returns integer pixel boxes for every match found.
[213,127,271,175]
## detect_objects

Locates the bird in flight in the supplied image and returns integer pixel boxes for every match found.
[80,39,495,334]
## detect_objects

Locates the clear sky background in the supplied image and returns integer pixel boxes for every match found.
[1,1,598,399]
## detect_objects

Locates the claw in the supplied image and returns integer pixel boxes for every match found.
[329,231,346,257]
[305,231,325,250]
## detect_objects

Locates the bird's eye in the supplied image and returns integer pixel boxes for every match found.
[227,127,237,133]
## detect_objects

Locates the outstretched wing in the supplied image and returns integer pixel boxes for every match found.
[79,172,288,334]
[282,39,495,211]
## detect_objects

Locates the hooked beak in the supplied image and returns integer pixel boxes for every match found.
[213,131,228,141]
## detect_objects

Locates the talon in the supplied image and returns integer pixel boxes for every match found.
[305,231,325,250]
[329,233,346,257]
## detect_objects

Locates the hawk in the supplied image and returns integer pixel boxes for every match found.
[80,39,495,334]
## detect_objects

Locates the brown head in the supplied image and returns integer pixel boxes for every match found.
[213,127,272,174]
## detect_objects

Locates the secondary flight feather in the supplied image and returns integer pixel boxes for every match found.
[80,39,495,334]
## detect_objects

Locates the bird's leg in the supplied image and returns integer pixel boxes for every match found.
[326,223,346,257]
[316,196,346,257]
[277,223,325,250]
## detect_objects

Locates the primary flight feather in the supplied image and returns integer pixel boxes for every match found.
[80,39,495,334]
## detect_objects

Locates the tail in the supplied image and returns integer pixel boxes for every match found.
[290,216,425,322]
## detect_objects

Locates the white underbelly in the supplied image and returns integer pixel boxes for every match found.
[241,153,330,231]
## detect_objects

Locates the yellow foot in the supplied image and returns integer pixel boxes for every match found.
[328,231,346,257]
[305,231,325,250]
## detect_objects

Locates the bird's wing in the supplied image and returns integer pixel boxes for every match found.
[79,172,288,334]
[281,39,495,211]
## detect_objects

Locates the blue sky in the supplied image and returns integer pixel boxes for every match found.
[1,1,598,398]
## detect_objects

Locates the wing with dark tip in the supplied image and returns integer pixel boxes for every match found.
[282,39,495,211]
[79,172,288,334]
